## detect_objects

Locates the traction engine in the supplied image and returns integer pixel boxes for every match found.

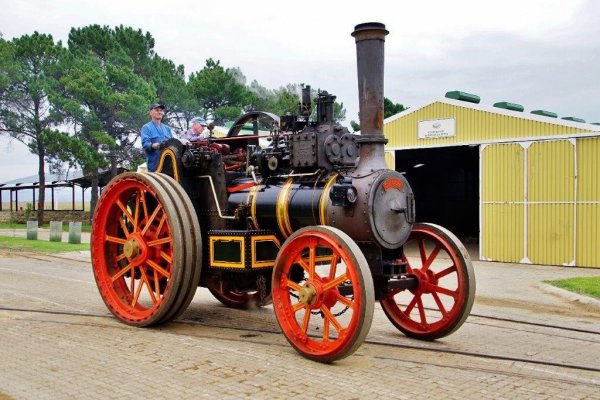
[91,22,475,362]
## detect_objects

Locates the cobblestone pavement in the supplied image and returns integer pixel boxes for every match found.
[0,251,599,399]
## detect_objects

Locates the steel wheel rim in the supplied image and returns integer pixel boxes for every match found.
[380,223,475,339]
[273,226,373,362]
[148,173,202,323]
[92,174,182,325]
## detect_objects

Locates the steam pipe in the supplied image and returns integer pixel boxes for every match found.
[351,22,389,173]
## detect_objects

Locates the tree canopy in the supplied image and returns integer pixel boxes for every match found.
[350,97,408,132]
[0,32,66,224]
[0,24,361,219]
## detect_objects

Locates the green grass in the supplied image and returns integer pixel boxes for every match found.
[0,222,91,232]
[546,276,600,300]
[0,236,90,253]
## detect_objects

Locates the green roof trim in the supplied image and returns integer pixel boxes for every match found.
[531,109,558,118]
[493,101,524,112]
[591,122,600,126]
[445,91,480,104]
[561,116,586,123]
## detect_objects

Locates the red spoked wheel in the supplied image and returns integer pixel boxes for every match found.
[380,223,475,340]
[272,226,374,363]
[91,172,201,326]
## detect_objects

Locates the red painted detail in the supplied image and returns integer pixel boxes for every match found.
[227,182,256,193]
[383,178,404,191]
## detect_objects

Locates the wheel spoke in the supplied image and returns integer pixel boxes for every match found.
[160,251,172,264]
[118,216,130,238]
[422,244,442,272]
[292,302,306,313]
[148,236,172,247]
[428,283,457,299]
[322,273,348,291]
[285,277,302,292]
[140,190,149,224]
[336,293,354,309]
[435,265,457,280]
[418,238,428,265]
[141,205,163,236]
[416,296,427,326]
[131,270,144,307]
[308,243,316,279]
[111,262,133,282]
[146,259,171,279]
[328,254,339,280]
[129,266,136,298]
[140,268,157,304]
[105,235,127,245]
[301,308,311,333]
[297,258,310,274]
[405,293,419,315]
[431,292,448,317]
[156,214,167,236]
[321,305,343,333]
[154,272,161,299]
[116,200,135,226]
[133,192,141,229]
[323,318,330,342]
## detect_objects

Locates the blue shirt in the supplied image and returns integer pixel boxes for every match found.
[141,121,173,172]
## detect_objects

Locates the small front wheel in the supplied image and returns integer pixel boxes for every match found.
[272,226,374,363]
[380,223,475,340]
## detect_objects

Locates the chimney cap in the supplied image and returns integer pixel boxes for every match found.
[352,22,389,40]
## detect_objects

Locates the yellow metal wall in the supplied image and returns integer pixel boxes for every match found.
[527,141,575,265]
[386,101,599,267]
[481,144,525,263]
[577,138,600,267]
[385,101,593,148]
[481,138,600,267]
[384,150,395,169]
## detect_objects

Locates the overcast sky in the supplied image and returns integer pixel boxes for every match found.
[1,0,599,183]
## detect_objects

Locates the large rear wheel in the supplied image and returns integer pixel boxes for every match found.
[91,172,201,326]
[272,226,374,363]
[380,223,475,340]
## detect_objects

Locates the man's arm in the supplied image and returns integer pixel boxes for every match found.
[141,124,157,151]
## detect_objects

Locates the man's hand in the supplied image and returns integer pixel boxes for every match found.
[151,142,160,150]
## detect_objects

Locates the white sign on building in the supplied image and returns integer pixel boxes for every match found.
[418,118,456,139]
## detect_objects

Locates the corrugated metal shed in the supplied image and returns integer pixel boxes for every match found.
[385,97,600,268]
[384,98,597,149]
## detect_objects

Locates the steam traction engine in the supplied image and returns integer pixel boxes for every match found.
[91,23,475,362]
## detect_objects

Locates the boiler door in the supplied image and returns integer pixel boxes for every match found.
[369,172,414,249]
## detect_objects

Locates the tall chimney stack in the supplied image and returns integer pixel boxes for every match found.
[351,22,389,173]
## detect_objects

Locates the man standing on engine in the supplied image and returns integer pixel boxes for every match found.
[141,103,173,172]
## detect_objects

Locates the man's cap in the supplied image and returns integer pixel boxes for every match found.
[148,103,165,111]
[190,116,208,126]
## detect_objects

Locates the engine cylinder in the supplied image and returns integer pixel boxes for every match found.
[228,171,414,249]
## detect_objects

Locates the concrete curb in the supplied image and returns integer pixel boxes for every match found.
[538,283,600,312]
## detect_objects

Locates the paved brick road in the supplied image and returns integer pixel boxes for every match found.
[0,252,599,399]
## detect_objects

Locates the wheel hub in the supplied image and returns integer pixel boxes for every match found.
[123,239,140,258]
[412,269,438,294]
[298,283,318,306]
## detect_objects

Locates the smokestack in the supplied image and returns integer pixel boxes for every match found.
[352,22,389,172]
